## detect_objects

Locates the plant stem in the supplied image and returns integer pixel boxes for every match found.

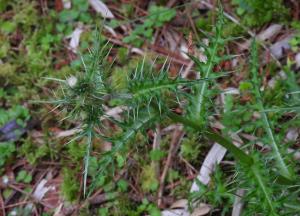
[166,111,253,166]
[84,127,93,197]
[250,40,292,180]
[251,166,278,215]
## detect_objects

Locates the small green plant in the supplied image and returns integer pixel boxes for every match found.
[16,170,32,183]
[0,142,15,170]
[180,133,202,162]
[123,5,176,46]
[231,0,288,27]
[0,105,29,127]
[0,104,29,171]
[49,5,299,215]
[190,166,234,215]
[20,138,50,165]
[289,35,300,52]
[57,0,92,35]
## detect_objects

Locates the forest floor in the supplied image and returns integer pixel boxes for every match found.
[0,0,299,215]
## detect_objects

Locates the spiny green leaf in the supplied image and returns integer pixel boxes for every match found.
[250,40,293,180]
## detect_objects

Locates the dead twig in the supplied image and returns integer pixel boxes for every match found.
[152,125,162,180]
[157,125,184,207]
[0,192,6,215]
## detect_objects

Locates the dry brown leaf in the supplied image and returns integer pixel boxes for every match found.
[240,24,282,50]
[170,199,188,209]
[161,209,190,216]
[68,25,83,53]
[191,203,211,216]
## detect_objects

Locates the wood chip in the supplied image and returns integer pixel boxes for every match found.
[190,143,227,191]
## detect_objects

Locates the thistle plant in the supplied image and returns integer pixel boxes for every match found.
[48,7,299,215]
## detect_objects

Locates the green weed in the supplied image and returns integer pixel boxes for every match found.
[47,4,299,215]
[231,0,289,27]
[123,5,176,46]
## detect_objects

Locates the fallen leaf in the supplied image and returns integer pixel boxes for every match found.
[88,0,114,18]
[191,203,211,216]
[170,199,188,209]
[33,179,53,201]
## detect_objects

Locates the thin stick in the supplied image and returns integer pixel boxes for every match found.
[0,192,6,215]
[152,125,162,181]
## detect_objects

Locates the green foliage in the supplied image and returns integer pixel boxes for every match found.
[231,0,289,27]
[250,40,293,180]
[0,142,15,168]
[133,199,161,216]
[67,141,86,161]
[190,167,234,215]
[150,149,166,161]
[49,5,299,215]
[16,170,32,183]
[20,138,49,165]
[0,105,29,127]
[186,8,225,127]
[0,0,74,108]
[180,134,201,162]
[289,34,300,52]
[123,5,176,46]
[58,0,92,34]
[117,179,128,192]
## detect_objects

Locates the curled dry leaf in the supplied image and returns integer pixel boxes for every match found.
[240,24,282,50]
[165,30,189,59]
[161,209,190,216]
[191,203,211,216]
[55,128,82,138]
[285,128,299,142]
[170,199,188,210]
[33,179,54,201]
[88,0,114,19]
[68,26,84,53]
[62,0,71,9]
[161,202,210,216]
[269,35,293,59]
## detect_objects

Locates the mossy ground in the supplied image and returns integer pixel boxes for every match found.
[0,0,299,215]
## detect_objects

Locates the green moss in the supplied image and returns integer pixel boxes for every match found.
[141,164,159,193]
[61,167,80,202]
[180,134,201,162]
[0,63,16,86]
